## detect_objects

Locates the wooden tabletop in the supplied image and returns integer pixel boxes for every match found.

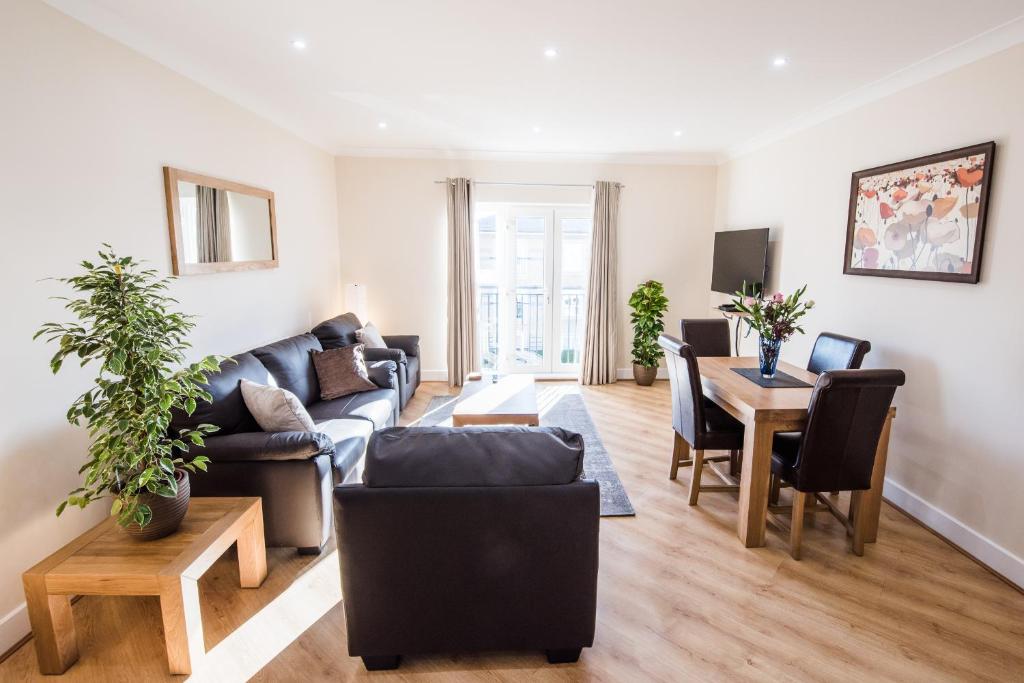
[452,373,539,426]
[26,497,264,595]
[697,356,819,423]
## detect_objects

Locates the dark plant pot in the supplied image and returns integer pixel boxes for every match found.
[120,469,190,541]
[633,364,658,386]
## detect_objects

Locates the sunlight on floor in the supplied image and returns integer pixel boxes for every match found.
[188,551,342,682]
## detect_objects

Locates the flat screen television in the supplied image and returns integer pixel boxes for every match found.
[710,228,769,295]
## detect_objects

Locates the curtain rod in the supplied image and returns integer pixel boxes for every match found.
[433,180,624,189]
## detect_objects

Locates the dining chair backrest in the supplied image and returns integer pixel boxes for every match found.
[794,369,905,493]
[658,335,706,446]
[807,332,871,375]
[680,319,731,357]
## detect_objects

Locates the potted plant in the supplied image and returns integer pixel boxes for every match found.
[628,280,669,386]
[731,285,815,378]
[35,246,221,540]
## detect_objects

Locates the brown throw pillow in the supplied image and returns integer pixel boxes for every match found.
[312,344,377,400]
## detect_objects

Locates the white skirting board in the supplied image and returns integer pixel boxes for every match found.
[420,370,449,382]
[0,602,29,659]
[883,477,1024,589]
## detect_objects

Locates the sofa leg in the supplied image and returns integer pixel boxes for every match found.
[297,544,324,556]
[362,655,400,670]
[545,648,582,664]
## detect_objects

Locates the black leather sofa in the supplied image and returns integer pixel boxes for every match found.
[173,332,400,554]
[334,426,600,670]
[312,313,421,410]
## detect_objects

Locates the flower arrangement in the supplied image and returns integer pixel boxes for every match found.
[731,285,814,378]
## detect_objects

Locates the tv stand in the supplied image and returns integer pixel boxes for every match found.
[717,308,750,357]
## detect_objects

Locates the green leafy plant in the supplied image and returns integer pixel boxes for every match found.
[731,285,815,342]
[628,280,669,368]
[35,246,222,528]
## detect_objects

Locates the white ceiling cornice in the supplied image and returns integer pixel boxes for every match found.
[725,14,1024,162]
[332,146,723,166]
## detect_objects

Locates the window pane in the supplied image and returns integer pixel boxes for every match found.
[514,215,545,366]
[476,212,500,369]
[560,216,592,366]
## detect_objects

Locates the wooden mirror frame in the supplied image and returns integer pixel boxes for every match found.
[163,166,279,275]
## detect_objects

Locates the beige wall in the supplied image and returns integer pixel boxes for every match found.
[335,157,718,377]
[0,0,341,648]
[714,44,1024,569]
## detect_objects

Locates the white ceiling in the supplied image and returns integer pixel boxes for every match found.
[46,0,1024,162]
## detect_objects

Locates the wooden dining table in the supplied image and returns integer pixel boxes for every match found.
[697,356,896,548]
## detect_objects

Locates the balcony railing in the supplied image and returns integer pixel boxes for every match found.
[478,287,585,369]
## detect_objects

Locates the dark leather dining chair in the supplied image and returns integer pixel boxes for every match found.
[679,319,731,358]
[770,369,905,560]
[658,335,744,505]
[806,332,871,375]
[771,331,873,502]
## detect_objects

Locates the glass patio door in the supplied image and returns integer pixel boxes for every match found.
[475,204,591,375]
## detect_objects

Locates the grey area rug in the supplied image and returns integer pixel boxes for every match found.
[418,391,635,517]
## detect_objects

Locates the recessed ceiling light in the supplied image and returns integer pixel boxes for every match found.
[543,47,559,59]
[772,56,788,67]
[673,130,682,137]
[291,39,307,50]
[378,121,388,129]
[532,126,542,133]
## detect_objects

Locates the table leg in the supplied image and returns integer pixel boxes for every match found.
[737,420,775,548]
[159,576,204,675]
[857,410,894,544]
[23,575,78,674]
[237,504,268,588]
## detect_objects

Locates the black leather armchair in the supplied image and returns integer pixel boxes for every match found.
[334,426,600,670]
[311,313,421,410]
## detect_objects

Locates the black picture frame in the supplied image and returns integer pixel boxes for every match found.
[843,141,995,284]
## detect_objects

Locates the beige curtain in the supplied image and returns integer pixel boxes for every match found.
[446,177,478,387]
[195,185,232,263]
[581,180,621,385]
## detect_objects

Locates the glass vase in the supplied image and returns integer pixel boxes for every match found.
[758,335,782,379]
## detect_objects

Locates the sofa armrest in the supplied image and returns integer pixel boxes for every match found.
[382,335,420,357]
[186,431,335,463]
[366,360,398,391]
[364,347,407,365]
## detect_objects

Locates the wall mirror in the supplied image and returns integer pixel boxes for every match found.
[163,166,278,275]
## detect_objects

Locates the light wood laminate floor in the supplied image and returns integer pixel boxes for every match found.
[2,381,1021,681]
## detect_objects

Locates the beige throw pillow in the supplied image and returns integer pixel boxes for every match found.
[239,379,317,432]
[312,344,378,400]
[355,321,387,349]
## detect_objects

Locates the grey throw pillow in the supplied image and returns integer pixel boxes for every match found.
[239,379,316,432]
[355,322,387,349]
[312,344,378,400]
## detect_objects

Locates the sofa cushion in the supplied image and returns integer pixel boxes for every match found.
[312,345,377,399]
[170,352,268,435]
[356,322,387,349]
[240,379,317,433]
[306,388,396,430]
[363,426,584,488]
[249,333,323,406]
[316,418,373,485]
[311,312,362,349]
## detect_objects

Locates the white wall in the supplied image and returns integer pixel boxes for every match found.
[335,157,718,378]
[715,44,1024,579]
[0,0,341,651]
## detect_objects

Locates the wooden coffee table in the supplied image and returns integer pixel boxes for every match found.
[22,497,267,675]
[452,373,540,427]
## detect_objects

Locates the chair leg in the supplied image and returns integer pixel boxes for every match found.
[546,648,582,664]
[851,490,865,556]
[670,432,689,480]
[769,475,781,505]
[790,491,807,560]
[688,450,705,506]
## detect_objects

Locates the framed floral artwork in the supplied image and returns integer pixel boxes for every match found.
[843,142,995,284]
